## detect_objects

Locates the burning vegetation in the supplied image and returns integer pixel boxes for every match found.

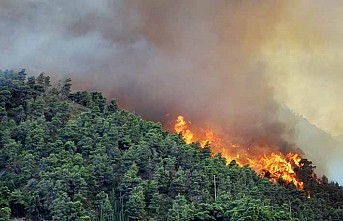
[173,115,308,189]
[2,70,343,220]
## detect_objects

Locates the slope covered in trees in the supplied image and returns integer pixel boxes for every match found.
[0,70,342,221]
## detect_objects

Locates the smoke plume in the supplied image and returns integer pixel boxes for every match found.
[1,0,342,183]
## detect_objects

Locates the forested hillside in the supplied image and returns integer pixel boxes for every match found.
[0,70,343,221]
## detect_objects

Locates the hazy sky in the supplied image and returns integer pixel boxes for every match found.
[262,0,343,137]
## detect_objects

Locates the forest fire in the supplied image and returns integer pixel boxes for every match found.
[173,115,304,189]
[174,116,194,144]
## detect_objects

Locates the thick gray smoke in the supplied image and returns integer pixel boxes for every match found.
[1,0,342,183]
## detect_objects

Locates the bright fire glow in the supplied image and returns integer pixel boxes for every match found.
[174,116,194,144]
[307,191,311,199]
[174,115,304,189]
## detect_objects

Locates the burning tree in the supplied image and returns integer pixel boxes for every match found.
[172,115,318,190]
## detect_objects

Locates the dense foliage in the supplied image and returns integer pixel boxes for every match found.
[0,70,343,221]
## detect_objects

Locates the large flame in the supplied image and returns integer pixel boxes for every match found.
[173,115,304,189]
[174,116,194,144]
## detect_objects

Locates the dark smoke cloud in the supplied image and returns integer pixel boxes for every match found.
[122,0,294,146]
[1,0,342,182]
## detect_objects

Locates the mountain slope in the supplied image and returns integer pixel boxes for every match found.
[0,70,343,221]
[279,107,343,184]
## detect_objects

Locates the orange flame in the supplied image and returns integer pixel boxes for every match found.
[174,116,194,144]
[254,153,303,189]
[173,115,304,189]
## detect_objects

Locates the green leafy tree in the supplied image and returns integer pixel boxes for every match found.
[167,194,195,221]
[126,185,146,221]
[0,207,10,221]
[61,78,72,100]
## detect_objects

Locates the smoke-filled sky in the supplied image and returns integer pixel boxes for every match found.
[1,0,343,183]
